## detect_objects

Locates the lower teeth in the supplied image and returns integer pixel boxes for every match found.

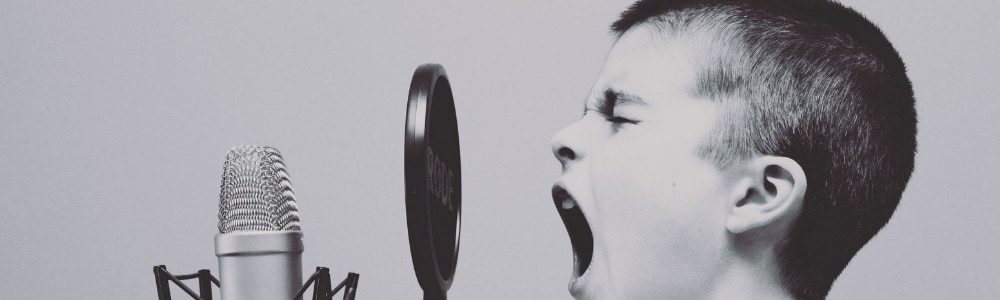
[561,199,576,209]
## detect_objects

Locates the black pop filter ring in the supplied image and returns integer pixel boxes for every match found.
[405,63,462,300]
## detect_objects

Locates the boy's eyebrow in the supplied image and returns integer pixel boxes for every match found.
[583,88,650,116]
[605,89,649,107]
[587,89,649,115]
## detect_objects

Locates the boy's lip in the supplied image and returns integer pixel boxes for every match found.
[552,184,595,290]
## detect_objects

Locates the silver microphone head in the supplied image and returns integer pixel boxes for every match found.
[218,145,301,233]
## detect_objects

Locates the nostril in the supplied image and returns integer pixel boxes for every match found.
[557,146,576,161]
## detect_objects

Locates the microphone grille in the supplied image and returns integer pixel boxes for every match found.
[218,145,301,234]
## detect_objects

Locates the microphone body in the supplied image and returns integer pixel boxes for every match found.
[216,231,303,300]
[215,145,304,300]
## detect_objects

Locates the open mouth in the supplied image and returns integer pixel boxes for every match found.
[552,185,594,277]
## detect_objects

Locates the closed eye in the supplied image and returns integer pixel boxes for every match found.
[606,116,639,124]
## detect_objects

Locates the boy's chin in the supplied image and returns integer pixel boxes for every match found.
[568,257,612,299]
[569,274,608,300]
[570,263,684,300]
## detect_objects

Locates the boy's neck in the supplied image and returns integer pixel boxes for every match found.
[706,251,794,300]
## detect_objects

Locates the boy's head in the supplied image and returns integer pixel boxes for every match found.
[550,0,916,298]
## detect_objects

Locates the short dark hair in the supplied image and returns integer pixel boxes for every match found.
[611,0,916,298]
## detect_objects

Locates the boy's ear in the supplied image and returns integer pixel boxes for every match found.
[726,156,807,235]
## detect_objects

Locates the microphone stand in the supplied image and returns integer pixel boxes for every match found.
[423,290,446,300]
[153,265,358,300]
[293,267,360,300]
[153,265,218,300]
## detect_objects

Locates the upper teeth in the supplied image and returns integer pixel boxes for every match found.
[561,198,577,209]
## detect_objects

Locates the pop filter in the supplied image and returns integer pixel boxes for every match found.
[404,63,462,300]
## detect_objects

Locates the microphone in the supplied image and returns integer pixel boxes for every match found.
[215,145,304,300]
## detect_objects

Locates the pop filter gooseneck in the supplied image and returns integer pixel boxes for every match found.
[405,64,462,300]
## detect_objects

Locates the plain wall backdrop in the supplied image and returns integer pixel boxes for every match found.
[1,1,997,299]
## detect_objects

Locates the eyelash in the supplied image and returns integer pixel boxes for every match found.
[605,116,638,125]
[584,106,640,125]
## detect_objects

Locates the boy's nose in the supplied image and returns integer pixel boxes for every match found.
[550,121,585,169]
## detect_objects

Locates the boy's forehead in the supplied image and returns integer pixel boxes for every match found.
[591,27,700,105]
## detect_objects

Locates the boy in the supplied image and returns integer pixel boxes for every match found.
[550,0,916,299]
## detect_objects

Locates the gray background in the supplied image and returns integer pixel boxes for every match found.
[1,0,997,299]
